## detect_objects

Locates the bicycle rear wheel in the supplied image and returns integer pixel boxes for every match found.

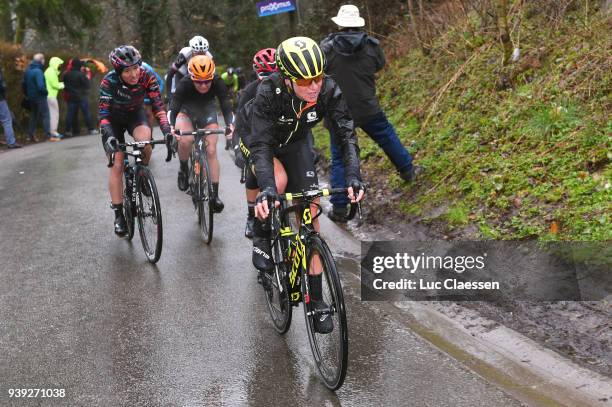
[136,166,163,263]
[303,235,348,390]
[196,153,213,244]
[264,218,292,333]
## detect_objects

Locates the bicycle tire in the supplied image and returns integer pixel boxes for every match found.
[264,210,292,333]
[302,235,348,390]
[197,153,213,244]
[123,179,135,241]
[136,166,163,263]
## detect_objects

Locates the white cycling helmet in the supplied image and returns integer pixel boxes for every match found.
[189,36,209,53]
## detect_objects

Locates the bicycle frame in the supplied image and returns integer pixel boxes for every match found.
[272,199,324,305]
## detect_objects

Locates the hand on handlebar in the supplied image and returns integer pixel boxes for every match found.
[254,187,280,221]
[103,135,118,155]
[347,179,366,203]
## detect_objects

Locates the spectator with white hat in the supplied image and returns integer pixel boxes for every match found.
[321,4,418,222]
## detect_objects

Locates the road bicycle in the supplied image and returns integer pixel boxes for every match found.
[174,128,225,243]
[262,187,357,390]
[108,139,171,263]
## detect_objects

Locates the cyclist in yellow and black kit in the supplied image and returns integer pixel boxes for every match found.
[241,37,365,333]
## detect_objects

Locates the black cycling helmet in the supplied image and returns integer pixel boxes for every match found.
[109,45,142,73]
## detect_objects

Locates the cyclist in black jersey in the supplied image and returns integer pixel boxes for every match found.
[234,48,278,238]
[244,37,365,333]
[168,55,234,212]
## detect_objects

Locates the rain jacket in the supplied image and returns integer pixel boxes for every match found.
[63,59,90,103]
[320,29,385,126]
[44,57,65,98]
[249,72,361,192]
[23,61,47,101]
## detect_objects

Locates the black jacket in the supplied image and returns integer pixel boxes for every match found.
[64,62,90,102]
[320,30,385,126]
[249,73,361,192]
[234,79,260,145]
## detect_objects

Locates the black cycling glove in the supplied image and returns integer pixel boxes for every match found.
[101,125,118,154]
[256,187,280,206]
[347,179,366,196]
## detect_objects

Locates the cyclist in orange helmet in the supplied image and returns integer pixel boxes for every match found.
[168,55,234,212]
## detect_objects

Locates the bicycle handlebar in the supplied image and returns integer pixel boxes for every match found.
[107,139,169,168]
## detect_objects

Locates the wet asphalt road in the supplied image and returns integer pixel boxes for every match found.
[0,132,523,406]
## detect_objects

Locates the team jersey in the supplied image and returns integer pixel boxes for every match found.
[248,72,361,192]
[98,68,170,133]
[168,75,234,127]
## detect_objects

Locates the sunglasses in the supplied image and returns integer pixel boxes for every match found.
[192,79,213,85]
[292,74,324,87]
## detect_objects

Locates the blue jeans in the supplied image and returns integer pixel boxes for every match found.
[329,111,413,207]
[0,100,16,145]
[28,98,51,139]
[65,99,93,133]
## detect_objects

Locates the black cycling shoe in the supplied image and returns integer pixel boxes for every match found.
[177,170,188,192]
[212,196,224,213]
[114,213,128,237]
[312,299,334,334]
[245,215,255,239]
[252,236,273,271]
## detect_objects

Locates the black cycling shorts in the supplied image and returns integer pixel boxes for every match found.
[247,137,318,193]
[179,101,218,128]
[109,108,149,143]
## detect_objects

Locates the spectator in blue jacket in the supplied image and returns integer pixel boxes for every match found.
[23,53,59,141]
[0,66,21,148]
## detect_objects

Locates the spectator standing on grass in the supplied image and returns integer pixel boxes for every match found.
[0,66,21,148]
[44,56,65,139]
[321,4,418,222]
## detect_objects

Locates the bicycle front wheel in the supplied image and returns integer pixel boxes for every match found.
[303,235,348,390]
[136,166,163,263]
[196,153,213,244]
[264,227,292,334]
[123,182,135,241]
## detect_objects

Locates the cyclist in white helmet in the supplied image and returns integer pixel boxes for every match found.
[165,35,213,102]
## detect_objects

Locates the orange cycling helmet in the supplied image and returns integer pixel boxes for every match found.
[188,55,215,81]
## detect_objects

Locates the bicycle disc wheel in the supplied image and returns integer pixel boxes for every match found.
[136,166,163,263]
[123,180,135,241]
[197,154,213,244]
[264,222,292,333]
[302,235,348,390]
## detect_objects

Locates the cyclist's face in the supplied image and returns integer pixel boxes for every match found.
[121,65,141,85]
[286,77,323,103]
[193,79,212,93]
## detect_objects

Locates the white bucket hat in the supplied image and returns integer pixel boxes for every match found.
[331,4,365,28]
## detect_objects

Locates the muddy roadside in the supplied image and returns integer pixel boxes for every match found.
[317,159,611,378]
